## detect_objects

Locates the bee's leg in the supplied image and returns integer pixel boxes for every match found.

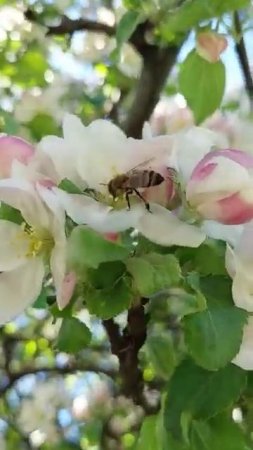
[133,189,151,212]
[125,189,132,210]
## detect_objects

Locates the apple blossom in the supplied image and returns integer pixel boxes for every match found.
[172,126,228,183]
[225,221,253,312]
[0,178,73,324]
[186,148,253,225]
[39,114,205,248]
[0,135,34,178]
[233,317,253,370]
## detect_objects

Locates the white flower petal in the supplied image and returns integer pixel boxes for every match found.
[236,221,253,261]
[57,271,76,311]
[138,204,206,247]
[232,270,253,312]
[0,258,45,324]
[233,317,253,370]
[50,240,67,310]
[88,119,127,142]
[62,113,88,143]
[36,184,65,230]
[225,244,236,278]
[38,135,83,187]
[142,122,153,139]
[0,178,50,229]
[202,220,244,246]
[174,126,228,182]
[0,221,29,271]
[53,188,143,232]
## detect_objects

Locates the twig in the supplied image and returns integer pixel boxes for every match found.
[25,10,115,37]
[0,362,117,396]
[233,11,253,111]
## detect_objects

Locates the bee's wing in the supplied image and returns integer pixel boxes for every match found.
[126,157,155,175]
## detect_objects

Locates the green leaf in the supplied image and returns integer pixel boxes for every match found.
[13,50,48,87]
[144,331,177,379]
[58,178,83,194]
[177,240,227,276]
[32,288,48,309]
[183,295,248,370]
[164,359,246,440]
[0,202,23,224]
[179,50,225,124]
[87,261,126,289]
[112,10,142,60]
[190,414,250,450]
[160,0,250,36]
[85,278,132,319]
[136,416,159,450]
[29,113,59,140]
[68,226,130,270]
[199,275,232,304]
[127,253,181,296]
[0,110,19,134]
[57,317,91,353]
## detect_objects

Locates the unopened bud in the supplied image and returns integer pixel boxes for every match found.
[196,31,228,63]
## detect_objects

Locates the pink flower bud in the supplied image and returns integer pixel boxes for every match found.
[104,232,119,242]
[196,31,228,63]
[0,135,34,178]
[186,149,253,225]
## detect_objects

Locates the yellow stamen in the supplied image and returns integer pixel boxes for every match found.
[12,222,53,259]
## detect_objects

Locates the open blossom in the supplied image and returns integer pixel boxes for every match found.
[0,135,34,178]
[0,178,74,324]
[186,149,253,225]
[38,114,205,248]
[225,221,253,312]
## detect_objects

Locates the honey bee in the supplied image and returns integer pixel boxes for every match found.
[107,160,165,212]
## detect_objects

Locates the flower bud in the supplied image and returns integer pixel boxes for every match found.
[0,135,34,178]
[186,148,253,224]
[196,31,228,63]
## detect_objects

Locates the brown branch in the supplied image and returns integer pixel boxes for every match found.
[103,301,148,404]
[122,43,181,138]
[0,362,117,396]
[25,9,115,37]
[234,11,253,111]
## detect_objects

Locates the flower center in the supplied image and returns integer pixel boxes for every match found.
[14,223,54,259]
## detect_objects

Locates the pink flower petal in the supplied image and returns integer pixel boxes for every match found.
[0,136,34,178]
[57,271,77,310]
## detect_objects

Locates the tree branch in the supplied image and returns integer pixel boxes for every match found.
[0,362,117,396]
[25,9,115,37]
[103,301,148,404]
[233,11,253,111]
[122,43,181,138]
